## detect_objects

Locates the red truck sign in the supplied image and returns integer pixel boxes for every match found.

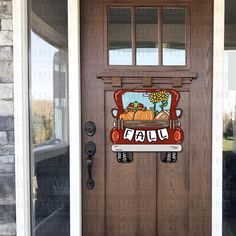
[110,89,184,154]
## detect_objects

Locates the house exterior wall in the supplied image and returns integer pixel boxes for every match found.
[0,0,15,235]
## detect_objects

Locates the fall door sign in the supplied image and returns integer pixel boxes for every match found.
[110,89,184,153]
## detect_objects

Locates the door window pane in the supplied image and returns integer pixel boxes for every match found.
[107,6,187,67]
[108,7,132,65]
[163,8,186,66]
[136,7,159,65]
[30,0,70,235]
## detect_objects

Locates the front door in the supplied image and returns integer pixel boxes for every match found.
[81,0,213,235]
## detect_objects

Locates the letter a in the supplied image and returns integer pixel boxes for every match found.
[135,130,145,142]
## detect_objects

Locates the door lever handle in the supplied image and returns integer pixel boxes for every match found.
[87,157,94,189]
[85,141,96,190]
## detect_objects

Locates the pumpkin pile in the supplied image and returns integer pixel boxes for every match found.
[119,101,170,121]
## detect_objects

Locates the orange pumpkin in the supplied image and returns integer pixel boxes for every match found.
[119,111,135,120]
[133,110,154,120]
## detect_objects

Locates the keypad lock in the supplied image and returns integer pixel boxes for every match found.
[85,141,96,190]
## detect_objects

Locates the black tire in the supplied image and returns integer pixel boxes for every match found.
[117,152,133,163]
[117,152,123,163]
[160,152,177,163]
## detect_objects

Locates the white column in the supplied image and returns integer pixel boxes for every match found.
[212,0,224,235]
[68,0,82,235]
[13,0,31,235]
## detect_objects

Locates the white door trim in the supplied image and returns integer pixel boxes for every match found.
[13,0,82,235]
[13,0,31,235]
[68,0,82,235]
[212,0,224,235]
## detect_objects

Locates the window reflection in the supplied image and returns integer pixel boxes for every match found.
[136,7,159,65]
[108,7,132,65]
[163,8,186,66]
[30,0,70,235]
[108,6,187,67]
[223,51,236,235]
[31,33,58,145]
[223,1,236,233]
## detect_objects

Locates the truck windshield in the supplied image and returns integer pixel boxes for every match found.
[121,91,172,118]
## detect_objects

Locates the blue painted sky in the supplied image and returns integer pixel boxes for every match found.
[122,92,172,112]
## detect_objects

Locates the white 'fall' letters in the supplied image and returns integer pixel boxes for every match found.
[135,130,145,142]
[123,128,169,142]
[123,128,135,141]
[147,130,157,142]
[158,128,169,141]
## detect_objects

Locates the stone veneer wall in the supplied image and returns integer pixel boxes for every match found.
[0,0,15,235]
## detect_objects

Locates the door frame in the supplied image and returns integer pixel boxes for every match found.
[13,0,223,235]
[212,0,224,235]
[13,0,31,235]
[13,0,82,235]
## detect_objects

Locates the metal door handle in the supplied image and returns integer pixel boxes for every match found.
[86,157,94,189]
[85,141,96,190]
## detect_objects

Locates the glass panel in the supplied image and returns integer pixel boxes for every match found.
[163,8,186,66]
[108,7,132,65]
[121,91,171,117]
[223,1,236,234]
[223,52,236,236]
[30,0,70,235]
[136,7,159,65]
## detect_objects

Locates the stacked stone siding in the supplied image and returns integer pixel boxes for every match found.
[0,1,15,235]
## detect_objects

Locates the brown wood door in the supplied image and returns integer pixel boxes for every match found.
[81,0,213,235]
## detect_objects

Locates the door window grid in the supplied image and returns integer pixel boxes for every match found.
[107,6,187,67]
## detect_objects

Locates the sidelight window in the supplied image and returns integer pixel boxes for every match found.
[29,1,70,235]
[107,6,187,67]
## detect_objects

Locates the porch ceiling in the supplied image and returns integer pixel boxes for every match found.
[225,0,236,24]
[31,0,67,48]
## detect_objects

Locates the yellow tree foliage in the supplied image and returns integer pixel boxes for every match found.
[32,100,53,145]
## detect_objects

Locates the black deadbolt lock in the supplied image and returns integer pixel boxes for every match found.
[85,121,96,137]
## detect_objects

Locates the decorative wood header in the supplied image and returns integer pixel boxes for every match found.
[97,71,197,88]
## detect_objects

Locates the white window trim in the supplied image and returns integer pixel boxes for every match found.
[13,0,82,235]
[212,0,224,235]
[13,0,31,235]
[68,0,82,235]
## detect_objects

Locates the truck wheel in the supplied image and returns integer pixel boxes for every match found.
[117,152,133,163]
[160,152,177,163]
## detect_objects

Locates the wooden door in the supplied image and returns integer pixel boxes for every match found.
[81,0,213,235]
